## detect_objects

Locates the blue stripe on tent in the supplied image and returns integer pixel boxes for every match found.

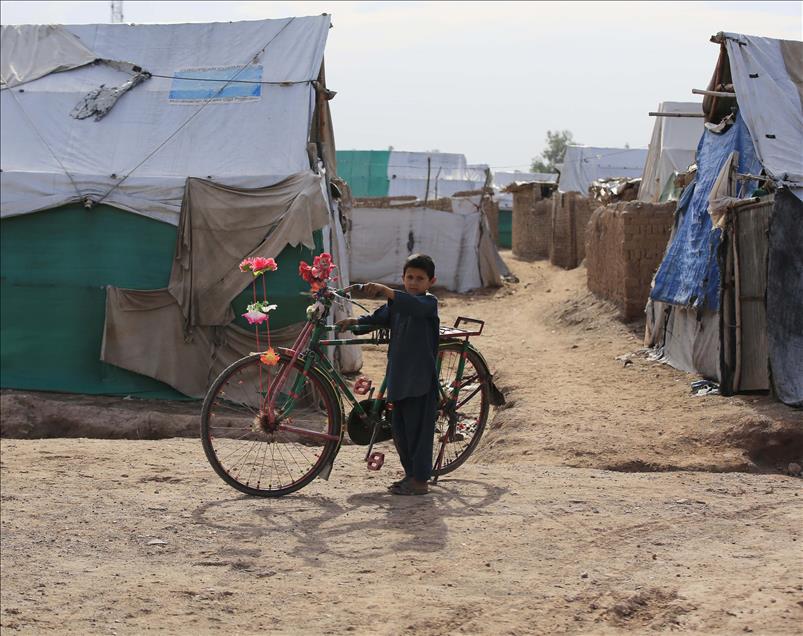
[169,66,262,101]
[650,113,761,310]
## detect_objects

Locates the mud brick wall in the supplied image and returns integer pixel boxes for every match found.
[549,193,595,269]
[585,201,676,320]
[511,184,550,259]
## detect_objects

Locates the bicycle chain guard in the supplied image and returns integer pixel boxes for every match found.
[346,399,393,445]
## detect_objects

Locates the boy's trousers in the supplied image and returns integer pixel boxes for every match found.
[391,385,439,482]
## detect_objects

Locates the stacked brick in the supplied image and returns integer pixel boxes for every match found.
[511,183,551,259]
[585,201,676,321]
[548,192,596,269]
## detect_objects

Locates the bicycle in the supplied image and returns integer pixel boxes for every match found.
[200,284,504,497]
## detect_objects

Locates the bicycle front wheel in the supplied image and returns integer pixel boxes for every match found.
[432,342,490,476]
[201,352,342,497]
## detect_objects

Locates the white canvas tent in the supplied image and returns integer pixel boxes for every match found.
[386,151,487,199]
[638,102,704,202]
[0,16,362,396]
[1,18,331,222]
[349,194,503,293]
[559,145,647,195]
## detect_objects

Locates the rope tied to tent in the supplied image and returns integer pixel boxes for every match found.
[7,88,84,203]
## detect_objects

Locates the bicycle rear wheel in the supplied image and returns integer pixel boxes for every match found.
[432,342,490,476]
[201,352,342,497]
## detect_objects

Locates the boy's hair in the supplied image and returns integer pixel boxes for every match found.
[403,253,435,279]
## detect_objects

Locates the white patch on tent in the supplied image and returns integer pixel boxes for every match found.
[168,66,263,103]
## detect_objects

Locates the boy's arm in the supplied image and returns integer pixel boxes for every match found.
[388,290,437,317]
[356,303,391,327]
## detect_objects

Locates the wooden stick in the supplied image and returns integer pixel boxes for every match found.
[648,112,705,117]
[692,88,736,98]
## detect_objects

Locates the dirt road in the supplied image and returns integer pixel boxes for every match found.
[2,254,802,634]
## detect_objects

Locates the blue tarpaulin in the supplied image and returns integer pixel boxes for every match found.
[650,113,762,310]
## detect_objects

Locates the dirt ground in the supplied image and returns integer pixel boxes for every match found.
[2,253,802,635]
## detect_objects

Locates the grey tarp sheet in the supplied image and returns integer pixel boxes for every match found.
[101,172,330,397]
[767,188,803,406]
[101,288,302,398]
[168,172,330,329]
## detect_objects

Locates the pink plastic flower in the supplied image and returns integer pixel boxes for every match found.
[242,309,268,325]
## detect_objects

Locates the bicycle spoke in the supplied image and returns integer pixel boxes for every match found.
[201,353,340,497]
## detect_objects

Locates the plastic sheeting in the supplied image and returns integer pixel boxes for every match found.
[724,33,803,191]
[638,102,703,202]
[349,199,488,293]
[0,25,97,88]
[650,112,761,311]
[0,17,331,222]
[335,150,391,197]
[101,173,332,397]
[336,150,487,200]
[558,146,647,194]
[767,188,803,406]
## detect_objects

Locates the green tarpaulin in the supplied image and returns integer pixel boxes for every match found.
[1,204,320,398]
[335,150,390,197]
[498,208,512,249]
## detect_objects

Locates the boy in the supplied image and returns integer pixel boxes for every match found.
[337,254,439,496]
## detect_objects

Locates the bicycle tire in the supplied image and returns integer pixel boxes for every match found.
[431,342,490,476]
[201,352,342,497]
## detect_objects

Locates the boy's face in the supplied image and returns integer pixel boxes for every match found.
[402,266,436,295]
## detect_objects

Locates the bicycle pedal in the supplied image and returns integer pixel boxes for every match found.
[354,376,373,395]
[366,452,384,471]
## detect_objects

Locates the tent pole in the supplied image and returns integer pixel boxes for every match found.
[692,88,736,98]
[424,156,431,205]
[732,208,743,392]
[648,112,705,118]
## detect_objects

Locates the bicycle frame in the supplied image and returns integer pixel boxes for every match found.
[263,289,486,475]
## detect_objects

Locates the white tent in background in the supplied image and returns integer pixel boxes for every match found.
[349,194,503,293]
[639,102,704,202]
[386,151,487,199]
[558,145,647,195]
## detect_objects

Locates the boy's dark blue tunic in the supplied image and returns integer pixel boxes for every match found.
[357,290,439,481]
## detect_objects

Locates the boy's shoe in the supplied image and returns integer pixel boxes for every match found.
[390,479,429,496]
[387,476,411,490]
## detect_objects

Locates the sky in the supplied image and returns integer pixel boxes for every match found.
[2,1,801,171]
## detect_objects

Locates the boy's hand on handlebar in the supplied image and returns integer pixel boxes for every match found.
[361,282,395,300]
[336,317,358,332]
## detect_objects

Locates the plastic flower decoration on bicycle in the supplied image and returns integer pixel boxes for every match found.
[242,300,277,326]
[239,256,278,277]
[298,252,338,318]
[238,255,280,365]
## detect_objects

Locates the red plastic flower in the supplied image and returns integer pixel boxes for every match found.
[240,256,277,277]
[298,253,337,290]
[250,257,277,275]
